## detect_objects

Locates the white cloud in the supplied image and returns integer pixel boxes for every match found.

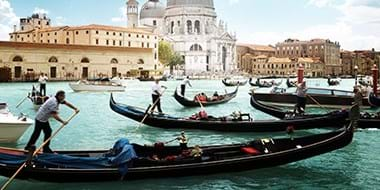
[33,7,49,15]
[111,6,127,23]
[241,0,380,50]
[55,16,67,26]
[0,0,18,40]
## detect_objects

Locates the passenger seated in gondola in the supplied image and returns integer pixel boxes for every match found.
[194,93,208,102]
[190,145,203,158]
[189,110,209,120]
[211,91,220,101]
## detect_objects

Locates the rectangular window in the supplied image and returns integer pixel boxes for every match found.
[76,31,79,35]
[14,66,22,78]
[120,33,122,36]
[142,42,144,48]
[147,43,150,48]
[153,20,157,26]
[47,40,50,43]
[82,67,88,79]
[50,67,57,78]
[67,32,69,35]
[113,32,116,36]
[55,32,57,35]
[106,40,109,45]
[128,41,131,47]
[106,32,109,35]
[96,31,99,34]
[86,31,89,34]
[54,39,57,43]
[113,40,116,46]
[119,41,122,46]
[112,67,117,77]
[96,39,99,45]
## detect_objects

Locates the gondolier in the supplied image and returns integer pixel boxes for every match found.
[294,81,307,114]
[25,90,79,153]
[151,79,167,113]
[180,76,192,96]
[38,73,48,96]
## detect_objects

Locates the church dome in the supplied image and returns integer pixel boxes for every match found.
[140,0,165,19]
[167,0,214,8]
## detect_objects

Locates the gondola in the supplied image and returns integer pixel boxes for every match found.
[222,78,248,87]
[173,87,238,107]
[327,78,340,86]
[138,77,167,82]
[251,87,372,108]
[368,92,380,107]
[28,85,49,109]
[249,78,273,88]
[250,94,380,129]
[286,78,297,88]
[110,94,348,132]
[0,123,353,182]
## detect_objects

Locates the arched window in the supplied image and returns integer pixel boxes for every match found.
[195,20,200,34]
[12,56,23,62]
[170,21,174,34]
[111,58,118,64]
[48,56,58,63]
[190,44,203,51]
[81,57,90,63]
[187,20,192,34]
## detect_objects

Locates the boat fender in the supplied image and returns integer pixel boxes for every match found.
[241,147,260,155]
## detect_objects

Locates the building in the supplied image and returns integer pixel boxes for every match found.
[3,12,161,81]
[0,41,156,82]
[242,55,323,77]
[237,43,275,73]
[135,0,237,74]
[341,49,380,76]
[275,38,341,76]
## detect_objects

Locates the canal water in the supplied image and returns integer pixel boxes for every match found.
[0,79,379,189]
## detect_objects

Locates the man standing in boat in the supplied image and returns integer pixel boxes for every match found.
[180,76,192,96]
[294,81,307,114]
[25,90,79,153]
[151,79,167,113]
[38,73,48,96]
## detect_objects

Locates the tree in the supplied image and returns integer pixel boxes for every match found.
[158,41,173,65]
[168,53,185,74]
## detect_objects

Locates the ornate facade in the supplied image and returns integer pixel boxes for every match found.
[135,0,237,74]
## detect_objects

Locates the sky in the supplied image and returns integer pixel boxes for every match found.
[1,0,380,50]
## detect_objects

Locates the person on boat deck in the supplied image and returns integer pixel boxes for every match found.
[211,91,219,101]
[25,91,79,153]
[294,81,307,114]
[190,145,203,158]
[151,79,167,113]
[177,131,188,150]
[180,76,192,96]
[38,73,48,96]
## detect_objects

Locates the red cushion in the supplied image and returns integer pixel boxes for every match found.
[241,147,261,155]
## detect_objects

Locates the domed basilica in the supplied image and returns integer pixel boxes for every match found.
[127,0,237,74]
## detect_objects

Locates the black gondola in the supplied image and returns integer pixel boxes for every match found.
[327,78,340,86]
[249,78,273,88]
[368,92,380,107]
[222,78,248,87]
[250,94,380,129]
[110,95,348,132]
[138,77,167,82]
[28,85,49,109]
[173,87,238,107]
[0,123,353,182]
[286,78,297,88]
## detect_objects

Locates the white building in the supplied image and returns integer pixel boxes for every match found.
[134,0,237,74]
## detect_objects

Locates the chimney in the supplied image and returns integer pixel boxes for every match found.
[13,25,17,32]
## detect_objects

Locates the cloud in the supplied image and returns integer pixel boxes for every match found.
[33,7,49,15]
[55,16,67,26]
[0,0,18,40]
[111,6,127,23]
[241,0,380,50]
[229,0,240,5]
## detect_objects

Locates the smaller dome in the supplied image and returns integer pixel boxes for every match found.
[140,0,165,19]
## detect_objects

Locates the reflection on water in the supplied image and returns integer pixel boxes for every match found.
[0,79,379,189]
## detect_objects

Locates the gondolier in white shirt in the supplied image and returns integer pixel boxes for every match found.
[25,90,79,153]
[180,76,192,96]
[151,79,167,113]
[38,73,48,96]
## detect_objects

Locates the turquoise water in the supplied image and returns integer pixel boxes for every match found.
[0,79,379,190]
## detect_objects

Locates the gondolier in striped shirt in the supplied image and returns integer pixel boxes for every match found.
[151,79,167,113]
[294,81,307,114]
[25,90,79,153]
[180,76,192,96]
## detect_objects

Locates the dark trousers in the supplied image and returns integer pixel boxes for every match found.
[295,96,307,114]
[152,94,162,113]
[40,83,46,96]
[26,119,52,152]
[180,84,186,96]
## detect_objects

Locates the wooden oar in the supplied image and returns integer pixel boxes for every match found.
[0,111,79,190]
[307,94,330,113]
[15,95,29,108]
[195,96,205,110]
[139,88,167,126]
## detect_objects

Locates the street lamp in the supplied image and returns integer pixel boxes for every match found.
[354,65,359,86]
